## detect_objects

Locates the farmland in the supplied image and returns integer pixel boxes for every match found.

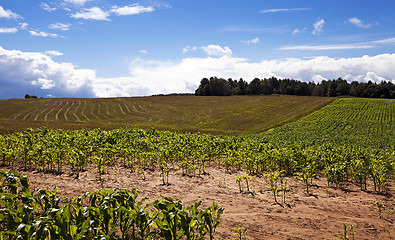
[0,95,334,135]
[0,96,395,239]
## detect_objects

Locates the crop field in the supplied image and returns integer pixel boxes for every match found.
[0,97,394,239]
[262,98,395,148]
[0,95,334,135]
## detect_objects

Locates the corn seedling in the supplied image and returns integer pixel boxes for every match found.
[232,227,247,240]
[376,201,385,218]
[236,176,243,193]
[217,177,225,188]
[266,171,282,204]
[280,178,290,205]
[244,174,253,193]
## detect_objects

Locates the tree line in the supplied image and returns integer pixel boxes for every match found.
[194,77,395,98]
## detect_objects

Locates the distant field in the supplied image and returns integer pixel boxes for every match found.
[0,95,335,135]
[261,98,395,149]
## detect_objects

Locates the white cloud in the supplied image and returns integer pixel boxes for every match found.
[111,4,155,16]
[312,19,325,35]
[45,50,63,56]
[280,44,374,51]
[241,37,260,45]
[29,30,59,38]
[347,17,372,29]
[371,37,395,44]
[0,46,96,98]
[32,78,56,89]
[49,23,71,31]
[71,7,110,21]
[292,28,307,35]
[182,46,197,54]
[41,3,56,12]
[64,0,91,6]
[139,50,148,54]
[19,23,28,30]
[260,8,310,13]
[280,36,395,51]
[201,45,232,57]
[0,5,21,19]
[0,27,18,34]
[1,46,395,98]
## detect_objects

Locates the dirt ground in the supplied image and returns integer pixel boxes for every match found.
[2,164,394,240]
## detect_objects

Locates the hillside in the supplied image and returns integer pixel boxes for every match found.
[0,95,335,135]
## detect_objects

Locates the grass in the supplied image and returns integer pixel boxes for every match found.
[0,95,335,135]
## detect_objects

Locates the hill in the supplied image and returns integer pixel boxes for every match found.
[0,95,335,135]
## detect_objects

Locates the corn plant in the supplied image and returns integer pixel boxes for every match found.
[232,227,247,240]
[375,201,385,218]
[266,171,281,204]
[243,174,253,193]
[280,178,290,205]
[296,162,317,195]
[236,176,243,193]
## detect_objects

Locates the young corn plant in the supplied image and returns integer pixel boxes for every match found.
[232,227,247,240]
[376,201,385,218]
[236,176,243,193]
[280,178,290,205]
[159,160,170,185]
[266,171,282,204]
[244,174,253,193]
[296,162,317,195]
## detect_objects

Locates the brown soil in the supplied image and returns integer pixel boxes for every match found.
[2,164,394,240]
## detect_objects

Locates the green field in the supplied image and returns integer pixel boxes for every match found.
[0,95,334,135]
[262,98,395,149]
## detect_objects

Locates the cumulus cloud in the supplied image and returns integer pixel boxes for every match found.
[201,45,232,57]
[111,5,155,16]
[92,54,395,97]
[0,5,21,19]
[0,46,95,98]
[1,46,395,98]
[71,7,110,21]
[347,17,372,29]
[0,27,18,34]
[49,23,71,31]
[312,19,325,35]
[260,8,310,13]
[241,37,260,45]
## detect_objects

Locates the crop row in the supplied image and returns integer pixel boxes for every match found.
[0,126,393,192]
[0,170,223,240]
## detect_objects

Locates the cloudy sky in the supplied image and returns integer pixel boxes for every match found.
[1,0,395,98]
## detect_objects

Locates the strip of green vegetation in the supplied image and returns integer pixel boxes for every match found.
[260,98,395,149]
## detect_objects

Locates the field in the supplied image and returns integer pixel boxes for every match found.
[0,95,334,135]
[1,96,395,239]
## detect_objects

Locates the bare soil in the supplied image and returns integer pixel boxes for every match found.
[2,164,394,240]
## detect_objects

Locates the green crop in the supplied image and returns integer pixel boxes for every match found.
[0,170,225,240]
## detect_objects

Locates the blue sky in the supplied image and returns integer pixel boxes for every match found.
[1,0,395,98]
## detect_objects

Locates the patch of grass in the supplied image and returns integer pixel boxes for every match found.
[0,95,335,135]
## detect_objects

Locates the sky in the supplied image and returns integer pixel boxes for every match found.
[1,0,395,98]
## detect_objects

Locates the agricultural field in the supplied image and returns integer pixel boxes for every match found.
[0,95,334,135]
[0,97,394,239]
